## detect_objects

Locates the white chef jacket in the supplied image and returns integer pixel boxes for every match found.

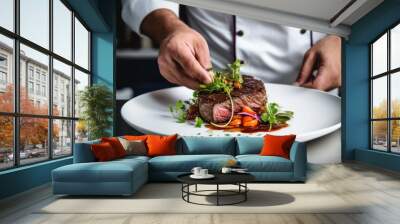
[122,0,326,85]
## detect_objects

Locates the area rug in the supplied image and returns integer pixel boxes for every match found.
[38,183,361,214]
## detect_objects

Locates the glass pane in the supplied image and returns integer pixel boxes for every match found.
[391,72,400,118]
[20,0,49,49]
[0,116,14,170]
[74,69,89,118]
[372,76,387,119]
[75,120,88,143]
[53,119,72,157]
[20,44,49,115]
[372,33,387,76]
[372,121,388,151]
[53,59,72,117]
[20,117,49,165]
[53,0,72,60]
[74,17,89,70]
[0,0,14,31]
[391,120,400,153]
[0,34,14,112]
[391,24,400,70]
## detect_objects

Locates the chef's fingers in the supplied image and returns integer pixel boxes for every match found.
[296,51,317,85]
[173,43,213,84]
[175,67,202,90]
[301,66,333,91]
[158,56,179,84]
[194,38,213,73]
[159,55,200,90]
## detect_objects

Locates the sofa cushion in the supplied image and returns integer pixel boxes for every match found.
[260,134,296,159]
[118,137,147,156]
[115,155,150,163]
[53,158,147,183]
[147,134,178,157]
[179,136,236,155]
[101,137,127,158]
[236,155,293,172]
[91,142,118,162]
[73,140,100,163]
[236,137,263,155]
[149,154,235,172]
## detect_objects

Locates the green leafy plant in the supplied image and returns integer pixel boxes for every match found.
[169,100,187,123]
[79,84,113,140]
[261,102,294,130]
[194,116,203,128]
[196,59,244,96]
[228,59,243,84]
[198,71,233,95]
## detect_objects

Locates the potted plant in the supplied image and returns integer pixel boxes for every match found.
[79,84,113,140]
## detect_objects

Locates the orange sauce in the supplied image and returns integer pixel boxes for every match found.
[205,123,288,133]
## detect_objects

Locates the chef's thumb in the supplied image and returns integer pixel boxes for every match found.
[295,51,317,85]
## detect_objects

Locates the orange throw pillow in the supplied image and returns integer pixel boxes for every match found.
[124,135,148,141]
[146,134,178,157]
[259,134,296,159]
[101,137,126,158]
[91,142,117,162]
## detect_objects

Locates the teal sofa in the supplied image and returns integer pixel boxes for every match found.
[52,136,307,196]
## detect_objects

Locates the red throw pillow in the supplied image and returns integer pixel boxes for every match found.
[146,134,178,157]
[259,134,296,159]
[124,135,148,141]
[91,142,118,161]
[101,137,126,158]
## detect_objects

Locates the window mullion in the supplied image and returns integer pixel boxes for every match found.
[71,10,76,155]
[388,30,391,153]
[48,0,54,160]
[13,0,20,167]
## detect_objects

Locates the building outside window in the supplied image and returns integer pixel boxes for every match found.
[0,71,6,83]
[35,83,40,95]
[35,70,40,81]
[41,85,46,97]
[0,0,91,170]
[28,81,34,94]
[370,22,400,154]
[28,66,34,79]
[0,54,7,89]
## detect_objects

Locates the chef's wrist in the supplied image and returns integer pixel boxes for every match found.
[141,9,189,44]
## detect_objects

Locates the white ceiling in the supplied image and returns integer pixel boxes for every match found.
[226,0,352,21]
[167,0,384,37]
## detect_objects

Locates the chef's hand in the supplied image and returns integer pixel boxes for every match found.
[140,9,212,90]
[295,35,341,91]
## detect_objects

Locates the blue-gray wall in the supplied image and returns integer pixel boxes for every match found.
[343,0,400,171]
[0,0,116,199]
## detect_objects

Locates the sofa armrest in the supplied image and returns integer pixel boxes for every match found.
[73,140,100,163]
[289,142,307,181]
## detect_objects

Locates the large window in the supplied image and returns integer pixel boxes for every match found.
[370,22,400,153]
[0,0,91,170]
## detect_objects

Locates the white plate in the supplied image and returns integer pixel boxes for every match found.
[121,84,341,142]
[190,174,215,179]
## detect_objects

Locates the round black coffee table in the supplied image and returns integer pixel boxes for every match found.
[177,173,255,206]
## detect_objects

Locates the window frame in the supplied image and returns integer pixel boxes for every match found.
[370,20,400,154]
[0,0,92,171]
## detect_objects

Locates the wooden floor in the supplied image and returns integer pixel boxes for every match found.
[1,162,400,224]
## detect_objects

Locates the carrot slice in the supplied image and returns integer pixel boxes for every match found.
[230,118,242,127]
[242,106,257,115]
[242,116,254,123]
[243,119,259,127]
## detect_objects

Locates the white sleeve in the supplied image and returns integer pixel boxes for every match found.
[121,0,179,35]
